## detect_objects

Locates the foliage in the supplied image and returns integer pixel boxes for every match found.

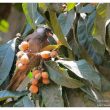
[0,19,9,32]
[0,3,110,107]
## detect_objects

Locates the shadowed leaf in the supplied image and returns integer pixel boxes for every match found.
[41,83,64,107]
[44,61,84,88]
[0,38,17,86]
[14,95,35,107]
[0,90,28,101]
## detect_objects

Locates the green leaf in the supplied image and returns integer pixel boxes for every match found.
[0,90,28,101]
[87,10,96,34]
[41,44,62,51]
[2,101,16,107]
[46,3,64,13]
[0,19,9,32]
[41,83,64,107]
[22,23,33,38]
[22,3,45,30]
[67,3,76,11]
[48,8,70,49]
[81,86,103,105]
[100,75,110,92]
[66,88,96,107]
[0,38,17,85]
[57,59,101,90]
[78,4,95,14]
[91,38,105,56]
[28,71,33,79]
[105,20,110,54]
[92,3,110,47]
[14,95,35,107]
[44,61,84,88]
[38,3,47,12]
[77,14,104,64]
[22,3,36,29]
[58,8,75,36]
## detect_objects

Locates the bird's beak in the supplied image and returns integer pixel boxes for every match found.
[46,31,53,38]
[46,31,61,44]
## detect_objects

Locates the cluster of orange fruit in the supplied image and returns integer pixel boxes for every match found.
[15,40,58,94]
[40,50,58,60]
[16,41,30,71]
[29,69,50,94]
[16,41,58,70]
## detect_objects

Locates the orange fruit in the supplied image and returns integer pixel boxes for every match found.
[50,51,58,58]
[42,79,50,85]
[35,73,41,80]
[20,54,29,64]
[29,85,38,94]
[16,51,24,58]
[32,70,41,76]
[40,51,51,59]
[41,72,49,79]
[31,79,38,85]
[17,63,27,71]
[19,41,29,51]
[16,60,21,67]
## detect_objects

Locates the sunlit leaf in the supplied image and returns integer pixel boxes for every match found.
[0,19,9,32]
[22,3,36,29]
[92,3,110,47]
[48,7,70,49]
[57,59,101,90]
[44,61,84,88]
[27,71,33,79]
[67,3,76,11]
[38,3,47,12]
[22,3,45,30]
[41,44,62,51]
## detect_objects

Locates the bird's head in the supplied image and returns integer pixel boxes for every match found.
[33,25,53,41]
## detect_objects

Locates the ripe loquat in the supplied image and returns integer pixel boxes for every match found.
[41,72,49,79]
[17,63,27,71]
[20,54,29,65]
[35,73,41,80]
[29,85,38,94]
[19,41,29,51]
[31,79,38,85]
[50,50,58,58]
[16,60,21,67]
[40,51,51,59]
[16,51,24,58]
[42,79,50,85]
[32,70,41,76]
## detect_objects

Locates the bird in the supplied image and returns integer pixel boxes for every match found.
[7,25,53,91]
[24,25,53,53]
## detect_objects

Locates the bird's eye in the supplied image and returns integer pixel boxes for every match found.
[26,38,31,42]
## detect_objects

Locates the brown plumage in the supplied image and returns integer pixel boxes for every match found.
[7,26,53,91]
